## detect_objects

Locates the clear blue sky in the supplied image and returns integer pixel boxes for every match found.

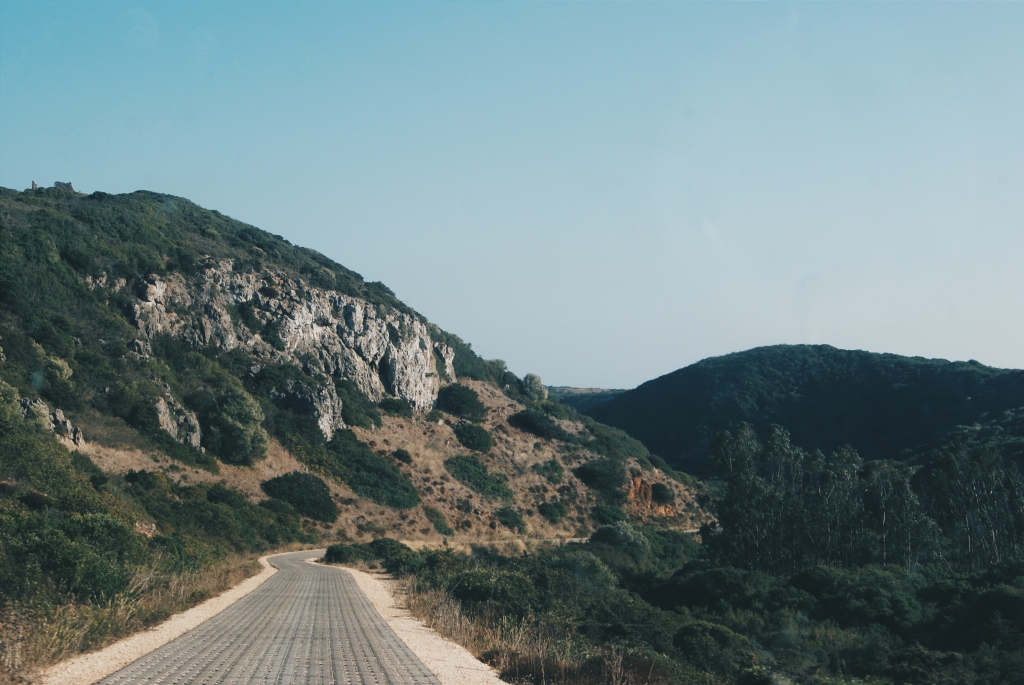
[2,2,1022,388]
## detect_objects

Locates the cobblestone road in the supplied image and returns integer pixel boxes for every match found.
[98,551,440,685]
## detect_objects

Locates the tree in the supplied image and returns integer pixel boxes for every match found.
[523,373,547,402]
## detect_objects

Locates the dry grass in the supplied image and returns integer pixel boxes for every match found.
[0,554,261,684]
[400,579,671,685]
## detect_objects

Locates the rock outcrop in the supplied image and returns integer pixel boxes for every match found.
[154,389,202,448]
[625,476,676,519]
[19,398,84,446]
[122,258,444,440]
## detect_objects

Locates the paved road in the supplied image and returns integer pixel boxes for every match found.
[99,551,440,685]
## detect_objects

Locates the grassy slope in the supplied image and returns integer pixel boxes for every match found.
[586,344,1024,473]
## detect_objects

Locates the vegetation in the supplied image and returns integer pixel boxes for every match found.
[495,506,527,534]
[704,423,1024,574]
[453,421,493,453]
[378,396,413,418]
[537,500,567,524]
[509,409,571,441]
[531,458,563,484]
[320,430,419,509]
[335,379,383,428]
[573,458,627,504]
[326,480,1024,685]
[392,448,413,464]
[443,455,513,502]
[587,344,1024,474]
[436,384,488,422]
[260,472,338,523]
[0,381,311,679]
[424,506,454,536]
[548,386,625,413]
[651,482,675,504]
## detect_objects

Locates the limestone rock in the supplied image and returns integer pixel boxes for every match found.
[19,398,85,445]
[434,342,456,382]
[154,392,202,448]
[267,378,346,440]
[126,258,445,439]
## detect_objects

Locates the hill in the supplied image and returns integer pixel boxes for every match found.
[585,344,1024,473]
[0,184,705,677]
[546,386,625,413]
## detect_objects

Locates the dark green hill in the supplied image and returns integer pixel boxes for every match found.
[586,344,1024,473]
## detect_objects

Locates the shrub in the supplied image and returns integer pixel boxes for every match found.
[592,504,627,525]
[335,379,382,428]
[260,472,338,522]
[496,506,527,534]
[424,506,454,536]
[531,459,563,484]
[652,482,675,504]
[523,373,548,402]
[378,396,413,418]
[574,459,627,502]
[448,569,537,617]
[393,448,413,464]
[509,409,571,441]
[443,455,513,501]
[324,542,377,564]
[454,422,493,453]
[436,385,487,422]
[326,430,419,509]
[538,500,567,524]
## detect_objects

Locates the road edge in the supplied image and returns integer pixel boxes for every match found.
[318,559,506,685]
[38,552,283,685]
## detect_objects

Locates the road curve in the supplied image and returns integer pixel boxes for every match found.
[98,551,440,685]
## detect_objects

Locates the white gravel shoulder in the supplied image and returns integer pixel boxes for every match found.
[324,562,506,685]
[38,554,279,685]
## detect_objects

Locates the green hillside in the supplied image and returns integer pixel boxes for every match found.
[586,344,1024,473]
[2,185,690,678]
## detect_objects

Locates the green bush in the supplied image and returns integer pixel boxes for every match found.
[436,385,487,422]
[378,396,413,418]
[393,448,413,464]
[335,379,383,428]
[591,504,627,525]
[323,542,377,564]
[496,506,526,534]
[537,500,567,524]
[509,409,571,441]
[260,472,338,522]
[454,422,493,453]
[531,458,563,484]
[326,430,419,509]
[424,506,454,536]
[323,538,424,576]
[651,482,675,504]
[448,568,537,617]
[443,455,513,501]
[574,459,627,502]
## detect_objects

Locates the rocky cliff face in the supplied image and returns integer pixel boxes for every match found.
[625,476,677,519]
[114,257,451,441]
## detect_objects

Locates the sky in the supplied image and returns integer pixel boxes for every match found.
[2,2,1022,388]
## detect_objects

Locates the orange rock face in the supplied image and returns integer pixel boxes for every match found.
[625,476,676,519]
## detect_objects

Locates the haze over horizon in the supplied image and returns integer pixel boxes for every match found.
[2,2,1022,387]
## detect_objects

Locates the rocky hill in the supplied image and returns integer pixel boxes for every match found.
[0,185,704,557]
[585,344,1024,474]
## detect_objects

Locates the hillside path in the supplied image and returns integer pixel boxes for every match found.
[97,550,440,685]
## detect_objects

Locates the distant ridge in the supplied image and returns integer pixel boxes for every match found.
[547,386,625,413]
[586,344,1024,474]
